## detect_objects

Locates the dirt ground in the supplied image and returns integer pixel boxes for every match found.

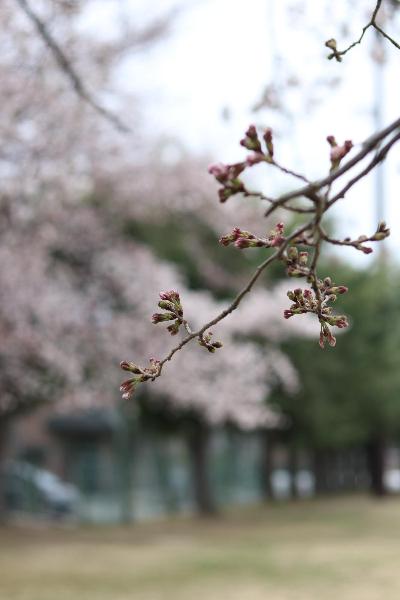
[1,497,400,600]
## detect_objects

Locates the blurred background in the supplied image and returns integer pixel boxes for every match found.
[1,1,400,599]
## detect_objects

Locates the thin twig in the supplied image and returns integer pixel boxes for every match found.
[245,191,315,215]
[372,23,400,51]
[271,160,310,184]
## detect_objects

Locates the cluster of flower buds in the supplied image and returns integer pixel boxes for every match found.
[208,125,276,202]
[119,357,160,400]
[208,162,246,203]
[219,223,285,250]
[327,135,353,170]
[152,290,184,336]
[240,125,274,166]
[198,331,223,353]
[284,287,315,319]
[284,277,349,348]
[285,245,310,278]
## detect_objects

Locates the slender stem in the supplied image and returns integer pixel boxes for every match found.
[373,24,400,51]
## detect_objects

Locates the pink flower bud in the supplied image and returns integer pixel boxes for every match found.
[246,153,265,166]
[159,290,180,303]
[298,252,308,266]
[319,332,325,349]
[167,321,181,335]
[218,188,233,203]
[152,312,176,323]
[120,361,142,374]
[208,163,230,182]
[120,379,136,400]
[329,139,353,165]
[235,237,251,249]
[263,128,274,156]
[287,267,304,277]
[240,125,262,152]
[326,135,336,147]
[212,341,223,349]
[158,300,176,311]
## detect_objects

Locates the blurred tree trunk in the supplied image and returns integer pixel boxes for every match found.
[260,430,275,501]
[288,442,299,499]
[0,420,8,520]
[313,448,328,495]
[187,423,217,516]
[366,435,387,497]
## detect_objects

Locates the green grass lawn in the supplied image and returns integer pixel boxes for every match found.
[2,497,400,600]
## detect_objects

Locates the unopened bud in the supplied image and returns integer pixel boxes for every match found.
[120,378,137,400]
[120,361,142,374]
[326,286,348,295]
[325,39,337,51]
[152,312,176,323]
[240,124,262,153]
[263,128,274,156]
[159,290,180,303]
[158,300,176,311]
[212,341,223,349]
[360,246,373,255]
[167,321,181,335]
[328,333,337,347]
[298,252,308,266]
[319,332,325,349]
[287,268,304,278]
[303,289,312,299]
[246,153,265,166]
[208,163,229,183]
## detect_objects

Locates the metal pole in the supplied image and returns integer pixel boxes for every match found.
[373,27,386,227]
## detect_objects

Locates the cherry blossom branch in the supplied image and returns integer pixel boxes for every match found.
[15,0,131,133]
[119,1,400,398]
[325,0,400,61]
[120,220,313,398]
[120,116,396,397]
